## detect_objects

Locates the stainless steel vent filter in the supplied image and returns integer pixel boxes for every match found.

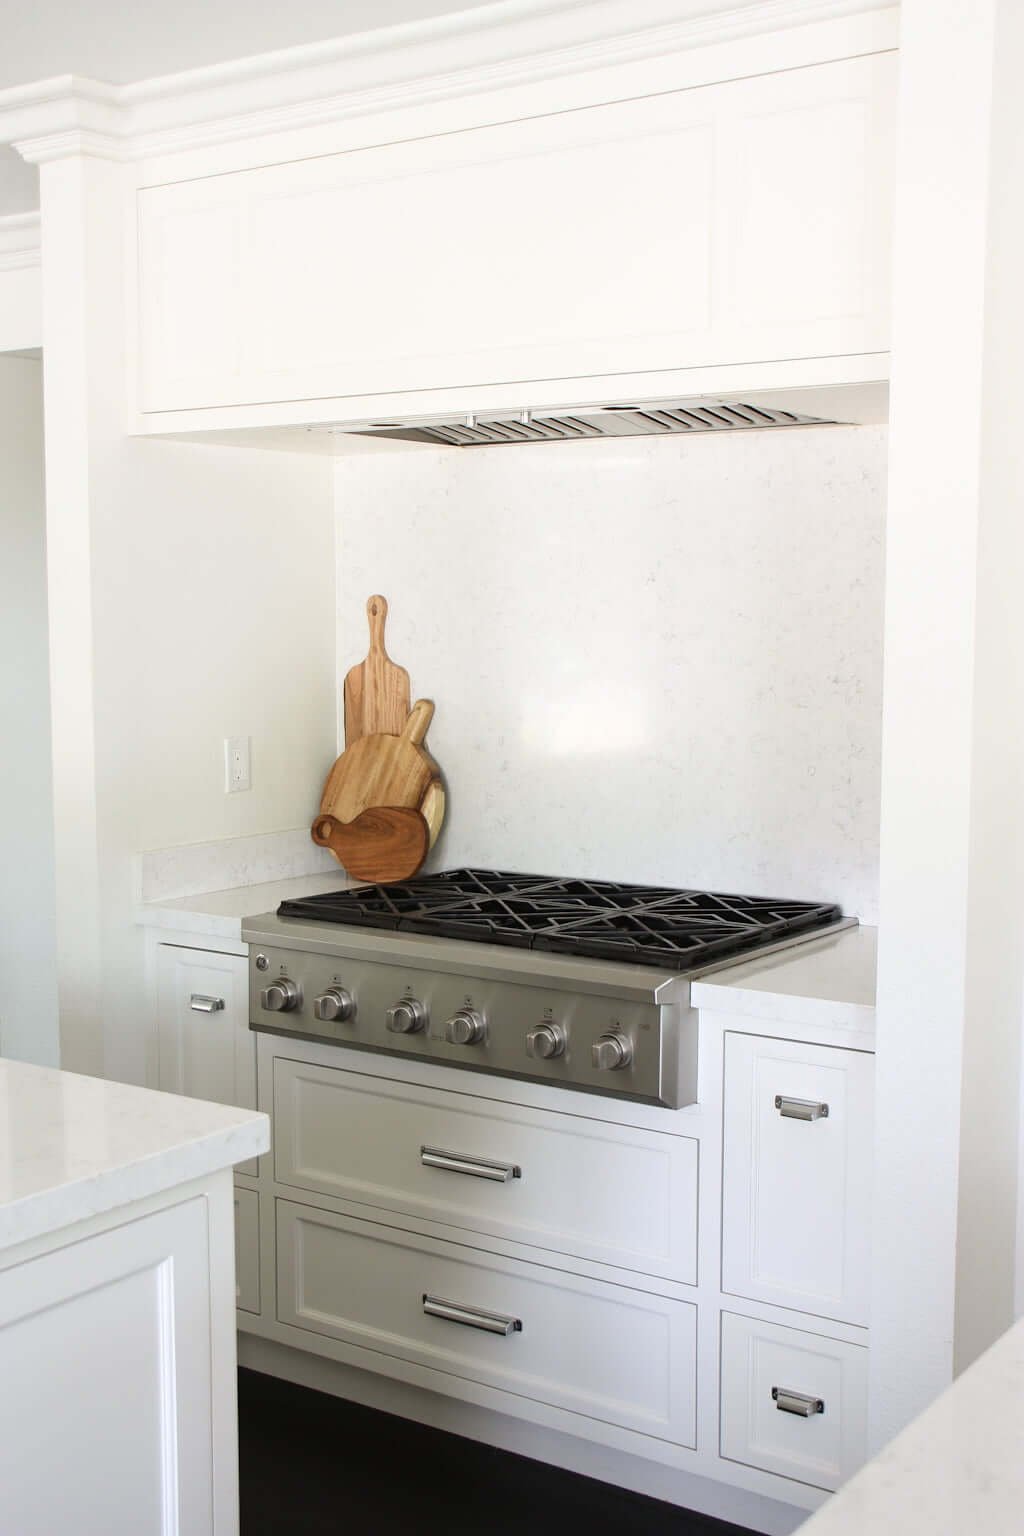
[341,399,836,447]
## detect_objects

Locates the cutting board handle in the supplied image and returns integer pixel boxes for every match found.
[366,594,389,656]
[402,699,434,747]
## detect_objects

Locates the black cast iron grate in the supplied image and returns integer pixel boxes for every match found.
[276,869,842,971]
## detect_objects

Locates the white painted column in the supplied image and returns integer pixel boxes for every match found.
[32,150,128,1077]
[873,0,1024,1447]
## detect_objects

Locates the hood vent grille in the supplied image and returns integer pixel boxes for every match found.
[345,399,837,448]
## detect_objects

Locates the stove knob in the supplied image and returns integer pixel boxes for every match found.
[313,987,354,1023]
[386,1000,426,1035]
[446,1008,486,1046]
[526,1023,566,1060]
[261,976,300,1013]
[592,1031,632,1071]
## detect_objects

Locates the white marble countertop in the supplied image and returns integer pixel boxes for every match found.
[135,870,357,941]
[690,923,877,1031]
[0,1057,269,1254]
[802,1315,1024,1534]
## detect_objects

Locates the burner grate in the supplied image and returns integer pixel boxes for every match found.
[277,870,842,971]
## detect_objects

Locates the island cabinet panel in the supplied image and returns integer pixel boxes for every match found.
[136,50,895,416]
[0,1198,218,1536]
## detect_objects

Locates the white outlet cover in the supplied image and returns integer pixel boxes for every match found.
[225,735,251,793]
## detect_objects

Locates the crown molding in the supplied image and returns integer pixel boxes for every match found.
[0,0,896,165]
[0,210,41,271]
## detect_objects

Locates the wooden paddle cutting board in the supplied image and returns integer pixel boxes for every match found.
[311,807,430,884]
[319,699,437,825]
[343,595,411,744]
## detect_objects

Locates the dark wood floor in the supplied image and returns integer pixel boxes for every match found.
[238,1368,756,1535]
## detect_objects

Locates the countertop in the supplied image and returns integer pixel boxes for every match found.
[690,923,876,1032]
[0,1057,268,1254]
[136,870,358,941]
[802,1316,1024,1534]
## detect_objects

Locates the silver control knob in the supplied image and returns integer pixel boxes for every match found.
[526,1023,566,1060]
[386,999,426,1035]
[313,987,354,1023]
[260,976,300,1013]
[592,1031,632,1071]
[445,1008,486,1046]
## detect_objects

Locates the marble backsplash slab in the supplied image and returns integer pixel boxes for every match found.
[139,828,337,903]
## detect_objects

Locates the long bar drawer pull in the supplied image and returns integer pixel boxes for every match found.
[773,1387,825,1417]
[422,1294,522,1336]
[420,1146,521,1182]
[774,1095,829,1121]
[190,994,226,1013]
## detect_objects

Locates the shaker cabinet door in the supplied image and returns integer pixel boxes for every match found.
[156,943,255,1113]
[721,1032,874,1325]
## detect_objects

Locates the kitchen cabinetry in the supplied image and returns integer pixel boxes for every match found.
[722,1033,874,1325]
[0,1057,267,1536]
[135,47,895,426]
[153,933,261,1264]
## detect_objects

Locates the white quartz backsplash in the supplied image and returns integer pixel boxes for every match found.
[139,826,336,903]
[335,424,886,920]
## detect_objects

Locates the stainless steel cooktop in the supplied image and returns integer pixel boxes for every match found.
[242,870,850,1109]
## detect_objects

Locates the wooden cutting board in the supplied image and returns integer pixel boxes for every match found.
[319,699,437,825]
[311,807,430,884]
[343,595,411,744]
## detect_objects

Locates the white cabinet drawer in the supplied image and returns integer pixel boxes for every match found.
[273,1058,697,1282]
[157,944,257,1175]
[720,1311,867,1491]
[276,1199,697,1446]
[722,1033,873,1324]
[234,1186,260,1316]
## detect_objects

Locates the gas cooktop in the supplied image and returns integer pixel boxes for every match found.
[276,868,842,972]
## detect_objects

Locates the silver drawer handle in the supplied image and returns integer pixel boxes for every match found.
[422,1294,522,1336]
[420,1146,521,1183]
[775,1095,829,1121]
[190,994,226,1013]
[773,1387,825,1417]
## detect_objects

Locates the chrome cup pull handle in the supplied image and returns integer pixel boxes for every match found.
[773,1386,825,1417]
[422,1294,522,1336]
[775,1095,829,1121]
[420,1146,520,1183]
[190,994,226,1013]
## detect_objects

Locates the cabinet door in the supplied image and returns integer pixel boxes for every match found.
[156,944,254,1111]
[137,51,894,414]
[234,1186,261,1316]
[0,1198,223,1535]
[722,1033,873,1325]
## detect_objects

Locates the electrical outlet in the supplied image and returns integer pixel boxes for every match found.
[225,736,251,793]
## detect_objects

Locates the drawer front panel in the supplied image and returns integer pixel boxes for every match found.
[720,1311,868,1491]
[276,1199,696,1445]
[234,1187,260,1315]
[722,1033,873,1323]
[273,1058,697,1281]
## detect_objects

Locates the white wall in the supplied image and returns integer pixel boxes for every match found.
[0,354,59,1065]
[335,424,886,917]
[38,155,337,1084]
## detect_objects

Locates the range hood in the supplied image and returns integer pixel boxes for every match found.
[340,397,837,448]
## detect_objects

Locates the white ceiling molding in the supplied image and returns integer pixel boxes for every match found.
[0,211,41,271]
[0,0,896,164]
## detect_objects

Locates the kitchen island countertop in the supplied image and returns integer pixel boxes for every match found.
[0,1056,268,1253]
[801,1313,1024,1535]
